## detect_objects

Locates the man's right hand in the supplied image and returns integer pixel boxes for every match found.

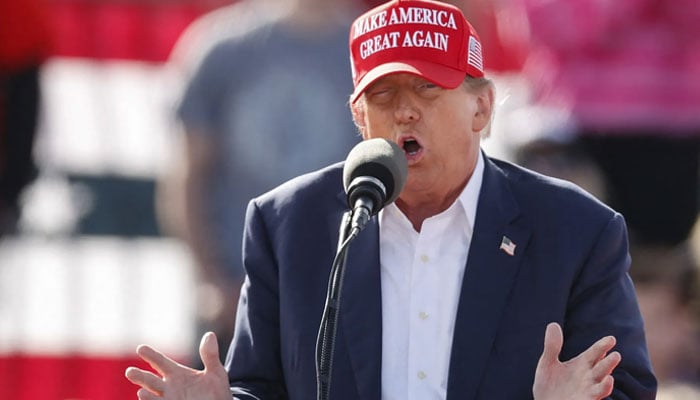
[125,332,230,400]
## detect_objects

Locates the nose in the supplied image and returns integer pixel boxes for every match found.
[393,91,420,124]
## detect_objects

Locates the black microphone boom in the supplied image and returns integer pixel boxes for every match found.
[342,138,408,231]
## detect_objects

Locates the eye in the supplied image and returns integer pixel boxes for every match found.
[366,85,394,103]
[415,80,441,98]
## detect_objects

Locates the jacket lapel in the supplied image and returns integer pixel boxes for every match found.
[446,157,531,400]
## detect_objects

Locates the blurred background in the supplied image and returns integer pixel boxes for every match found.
[0,0,230,398]
[0,0,698,399]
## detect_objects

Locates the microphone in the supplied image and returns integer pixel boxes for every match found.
[342,138,408,232]
[317,139,406,400]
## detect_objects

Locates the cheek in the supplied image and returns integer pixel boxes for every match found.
[429,100,472,127]
[363,111,395,139]
[427,111,474,143]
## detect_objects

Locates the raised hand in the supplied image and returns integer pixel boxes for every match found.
[125,332,230,400]
[533,323,622,400]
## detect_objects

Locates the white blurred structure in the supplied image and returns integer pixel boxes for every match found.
[0,56,197,399]
[0,236,196,357]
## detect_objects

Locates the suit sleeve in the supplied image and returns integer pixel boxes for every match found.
[563,212,657,399]
[225,199,289,399]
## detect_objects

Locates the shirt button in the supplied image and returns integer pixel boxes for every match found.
[417,371,427,380]
[420,254,429,263]
[419,311,429,320]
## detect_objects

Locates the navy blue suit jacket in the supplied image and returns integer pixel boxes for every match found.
[225,155,656,399]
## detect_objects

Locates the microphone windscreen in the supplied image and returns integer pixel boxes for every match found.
[343,138,408,206]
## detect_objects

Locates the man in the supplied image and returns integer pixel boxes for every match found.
[126,0,656,398]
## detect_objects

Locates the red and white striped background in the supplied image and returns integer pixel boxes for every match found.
[1,0,229,398]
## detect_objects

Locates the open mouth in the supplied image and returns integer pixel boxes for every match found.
[403,139,421,155]
[398,136,424,163]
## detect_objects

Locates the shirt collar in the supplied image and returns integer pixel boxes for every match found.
[459,150,484,233]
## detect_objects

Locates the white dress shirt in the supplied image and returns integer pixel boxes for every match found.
[378,152,484,400]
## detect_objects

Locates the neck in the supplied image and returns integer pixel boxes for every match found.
[396,152,480,232]
[396,178,468,232]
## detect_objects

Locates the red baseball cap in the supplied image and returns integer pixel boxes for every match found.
[349,0,485,103]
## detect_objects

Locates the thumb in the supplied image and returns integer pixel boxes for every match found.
[199,331,222,371]
[540,322,563,365]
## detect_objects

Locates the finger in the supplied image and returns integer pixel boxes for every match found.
[200,331,223,372]
[579,335,617,366]
[539,322,563,365]
[591,351,621,380]
[136,344,183,376]
[137,387,161,400]
[590,374,615,399]
[125,367,165,394]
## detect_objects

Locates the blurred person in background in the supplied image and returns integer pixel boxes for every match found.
[657,384,700,400]
[514,0,700,247]
[629,242,700,395]
[161,0,371,363]
[0,0,51,236]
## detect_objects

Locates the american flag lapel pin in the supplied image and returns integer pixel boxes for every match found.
[500,236,516,256]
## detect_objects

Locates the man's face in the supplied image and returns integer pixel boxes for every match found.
[352,73,488,203]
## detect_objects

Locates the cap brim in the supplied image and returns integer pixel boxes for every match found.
[351,60,467,104]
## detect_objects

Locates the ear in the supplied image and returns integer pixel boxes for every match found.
[350,101,369,139]
[472,85,495,133]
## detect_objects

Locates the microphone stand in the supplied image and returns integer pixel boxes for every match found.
[315,210,360,400]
